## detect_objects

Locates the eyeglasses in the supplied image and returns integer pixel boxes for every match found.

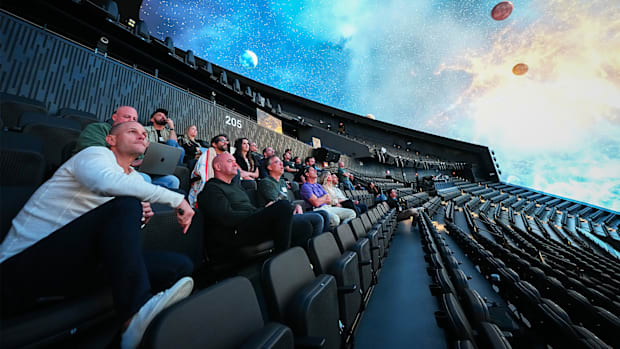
[217,138,228,143]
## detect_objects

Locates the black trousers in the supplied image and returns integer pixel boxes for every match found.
[235,200,293,252]
[0,197,193,320]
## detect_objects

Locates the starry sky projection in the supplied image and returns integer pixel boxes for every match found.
[140,0,620,212]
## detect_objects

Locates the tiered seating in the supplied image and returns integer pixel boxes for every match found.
[1,125,406,347]
[417,212,512,348]
[400,191,429,208]
[423,197,442,216]
[438,187,461,201]
[439,207,619,348]
[2,0,618,344]
[453,193,471,206]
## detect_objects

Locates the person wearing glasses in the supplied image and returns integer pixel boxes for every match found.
[188,134,230,208]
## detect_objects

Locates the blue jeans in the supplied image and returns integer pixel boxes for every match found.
[356,203,368,214]
[166,139,185,165]
[343,179,355,191]
[295,212,325,237]
[311,209,332,232]
[137,171,180,190]
[0,197,193,320]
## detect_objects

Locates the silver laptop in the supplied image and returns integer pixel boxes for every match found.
[138,142,182,176]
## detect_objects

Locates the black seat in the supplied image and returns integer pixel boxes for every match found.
[334,224,373,294]
[460,288,491,328]
[19,112,81,172]
[477,322,513,349]
[57,108,98,130]
[308,233,361,334]
[141,205,205,269]
[350,218,381,274]
[289,181,301,199]
[241,179,257,191]
[564,289,620,346]
[282,172,294,182]
[1,291,114,348]
[429,268,458,297]
[0,93,47,129]
[361,213,385,259]
[434,293,476,343]
[0,132,45,186]
[143,276,294,349]
[533,298,582,347]
[173,165,190,194]
[262,247,341,349]
[0,132,45,241]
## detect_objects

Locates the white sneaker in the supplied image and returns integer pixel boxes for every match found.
[121,277,194,349]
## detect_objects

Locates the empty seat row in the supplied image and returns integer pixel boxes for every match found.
[417,213,512,348]
[444,219,618,347]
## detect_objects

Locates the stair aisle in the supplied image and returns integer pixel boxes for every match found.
[355,219,449,349]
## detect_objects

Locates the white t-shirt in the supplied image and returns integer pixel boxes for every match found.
[0,146,184,263]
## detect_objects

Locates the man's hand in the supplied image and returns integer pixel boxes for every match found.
[166,117,175,130]
[265,201,275,207]
[322,194,332,205]
[354,200,359,205]
[175,199,194,234]
[141,202,154,225]
[293,204,303,215]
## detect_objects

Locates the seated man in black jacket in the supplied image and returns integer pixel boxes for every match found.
[198,152,293,262]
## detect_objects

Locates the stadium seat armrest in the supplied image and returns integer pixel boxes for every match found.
[337,284,357,294]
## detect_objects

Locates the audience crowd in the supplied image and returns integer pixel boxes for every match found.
[1,104,416,349]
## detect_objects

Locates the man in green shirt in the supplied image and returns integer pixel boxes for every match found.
[198,153,293,263]
[258,155,329,243]
[73,106,179,189]
[74,106,136,154]
[337,161,355,191]
[282,149,297,174]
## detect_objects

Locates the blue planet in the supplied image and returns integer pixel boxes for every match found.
[239,50,258,68]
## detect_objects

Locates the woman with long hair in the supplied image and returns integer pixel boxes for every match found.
[233,137,259,180]
[320,173,366,214]
[178,125,206,163]
[318,172,339,206]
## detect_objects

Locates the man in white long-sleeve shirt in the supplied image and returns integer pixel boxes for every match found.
[0,121,195,349]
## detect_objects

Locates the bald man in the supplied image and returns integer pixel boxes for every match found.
[74,106,180,189]
[1,121,195,349]
[74,106,139,153]
[198,152,293,263]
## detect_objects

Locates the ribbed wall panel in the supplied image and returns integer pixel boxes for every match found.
[1,12,314,159]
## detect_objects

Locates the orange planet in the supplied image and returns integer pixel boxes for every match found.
[512,63,529,75]
[491,1,514,21]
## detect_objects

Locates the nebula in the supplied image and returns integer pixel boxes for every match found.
[437,0,620,211]
[141,0,620,211]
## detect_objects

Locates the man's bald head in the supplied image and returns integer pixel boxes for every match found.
[111,106,138,126]
[109,120,142,135]
[212,152,230,169]
[212,152,238,182]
